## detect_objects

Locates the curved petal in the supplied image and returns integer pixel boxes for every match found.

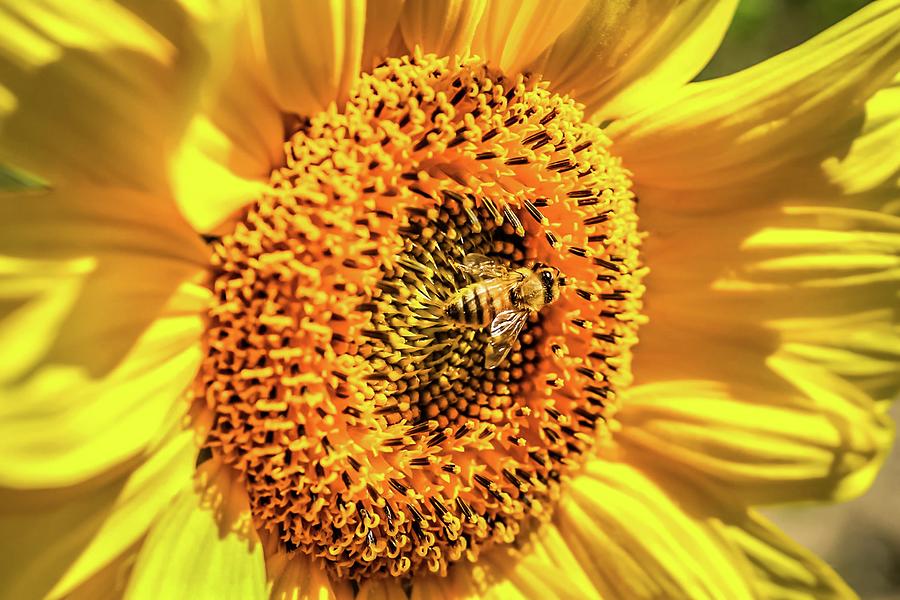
[0,0,236,193]
[622,456,859,600]
[411,522,591,600]
[627,199,898,502]
[361,0,406,71]
[265,543,352,600]
[530,0,737,121]
[399,0,486,58]
[822,72,900,196]
[170,6,286,234]
[170,114,273,234]
[716,510,857,600]
[0,427,195,600]
[617,379,893,506]
[357,579,407,600]
[475,540,585,600]
[0,184,208,487]
[631,187,900,390]
[469,0,586,76]
[554,458,755,600]
[62,541,139,600]
[124,459,268,600]
[248,0,366,116]
[410,571,477,600]
[619,10,900,505]
[609,0,900,188]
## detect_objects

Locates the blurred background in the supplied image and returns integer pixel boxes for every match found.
[702,2,899,599]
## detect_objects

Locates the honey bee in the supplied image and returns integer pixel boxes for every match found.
[443,254,562,368]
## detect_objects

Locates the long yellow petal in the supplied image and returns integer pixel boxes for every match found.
[823,72,900,195]
[632,199,900,394]
[0,0,237,193]
[399,0,486,58]
[0,183,207,487]
[614,9,900,508]
[60,541,140,600]
[628,194,898,502]
[170,114,273,234]
[470,0,586,76]
[124,459,268,600]
[265,541,352,600]
[410,523,591,600]
[169,6,288,234]
[714,510,857,600]
[357,579,407,600]
[556,459,755,599]
[248,0,366,116]
[0,427,194,600]
[618,379,892,505]
[531,0,736,121]
[609,0,900,188]
[625,457,859,599]
[361,0,406,71]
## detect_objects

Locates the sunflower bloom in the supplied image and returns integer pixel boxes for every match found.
[1,1,898,599]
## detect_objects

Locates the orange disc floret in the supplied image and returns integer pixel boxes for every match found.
[193,52,644,580]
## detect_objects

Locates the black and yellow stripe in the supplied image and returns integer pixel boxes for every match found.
[445,283,500,327]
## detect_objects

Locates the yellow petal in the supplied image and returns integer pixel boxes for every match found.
[124,459,268,600]
[0,183,207,487]
[624,458,858,599]
[617,379,892,506]
[265,542,352,600]
[469,0,587,76]
[61,541,139,600]
[357,579,407,600]
[476,539,580,600]
[361,0,406,71]
[634,198,900,391]
[399,0,487,58]
[411,523,590,600]
[714,510,857,600]
[410,571,475,600]
[609,1,900,188]
[170,114,273,233]
[626,44,900,502]
[531,0,737,120]
[0,0,236,192]
[630,192,898,503]
[170,8,287,234]
[532,522,602,600]
[0,427,195,600]
[823,73,900,195]
[0,278,207,488]
[249,0,366,116]
[556,458,755,600]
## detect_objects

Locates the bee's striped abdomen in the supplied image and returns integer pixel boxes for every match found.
[445,283,496,327]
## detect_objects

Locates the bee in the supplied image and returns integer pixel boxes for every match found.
[443,253,562,368]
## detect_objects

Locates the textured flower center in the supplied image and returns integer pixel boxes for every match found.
[194,53,643,580]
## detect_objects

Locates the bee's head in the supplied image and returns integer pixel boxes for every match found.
[532,262,562,305]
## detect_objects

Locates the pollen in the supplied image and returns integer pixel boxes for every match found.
[193,52,644,580]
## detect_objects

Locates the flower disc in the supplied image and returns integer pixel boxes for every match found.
[194,53,644,580]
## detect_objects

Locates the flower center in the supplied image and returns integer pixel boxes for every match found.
[194,53,643,580]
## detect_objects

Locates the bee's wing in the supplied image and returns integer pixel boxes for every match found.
[458,253,509,280]
[485,310,529,369]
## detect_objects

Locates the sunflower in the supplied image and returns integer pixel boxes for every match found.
[1,0,898,598]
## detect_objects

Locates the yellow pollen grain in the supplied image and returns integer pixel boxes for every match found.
[194,52,644,581]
